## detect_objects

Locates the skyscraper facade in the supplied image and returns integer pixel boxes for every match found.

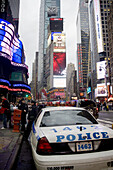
[89,0,112,98]
[38,0,60,89]
[0,0,20,35]
[76,0,90,98]
[108,2,113,94]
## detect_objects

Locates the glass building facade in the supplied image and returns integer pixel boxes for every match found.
[89,0,112,98]
[38,0,60,88]
[76,0,90,98]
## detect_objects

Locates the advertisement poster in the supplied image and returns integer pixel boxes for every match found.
[97,83,107,97]
[53,52,66,75]
[53,33,66,52]
[97,61,106,79]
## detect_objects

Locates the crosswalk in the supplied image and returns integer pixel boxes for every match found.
[97,118,113,129]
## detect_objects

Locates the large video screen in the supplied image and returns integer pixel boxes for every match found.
[53,52,66,75]
[50,18,63,31]
[0,19,23,64]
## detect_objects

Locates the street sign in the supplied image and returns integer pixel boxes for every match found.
[28,95,31,100]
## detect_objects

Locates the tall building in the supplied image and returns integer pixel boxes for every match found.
[0,0,20,35]
[31,52,38,100]
[0,0,30,102]
[76,0,90,98]
[38,0,60,89]
[66,63,76,100]
[89,0,113,99]
[108,2,113,94]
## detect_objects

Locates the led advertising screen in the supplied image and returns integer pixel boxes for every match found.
[0,19,23,64]
[53,33,66,52]
[53,76,66,88]
[51,32,61,40]
[50,18,63,31]
[53,52,66,75]
[97,61,106,79]
[12,35,23,63]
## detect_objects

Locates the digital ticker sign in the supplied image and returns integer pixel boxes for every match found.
[0,18,23,64]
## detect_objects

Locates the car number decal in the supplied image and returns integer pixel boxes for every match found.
[51,125,102,133]
[76,141,93,152]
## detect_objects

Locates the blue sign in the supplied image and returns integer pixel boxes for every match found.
[0,19,23,64]
[87,87,91,94]
[51,32,61,40]
[13,84,31,90]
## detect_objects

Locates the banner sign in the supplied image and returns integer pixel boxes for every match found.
[94,0,104,53]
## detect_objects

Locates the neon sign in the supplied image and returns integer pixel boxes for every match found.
[0,79,11,86]
[13,84,31,90]
[0,85,31,93]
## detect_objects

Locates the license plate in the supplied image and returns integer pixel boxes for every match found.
[47,166,74,170]
[76,141,93,152]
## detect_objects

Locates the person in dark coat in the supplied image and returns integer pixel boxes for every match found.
[25,100,38,139]
[18,98,28,132]
[0,95,11,129]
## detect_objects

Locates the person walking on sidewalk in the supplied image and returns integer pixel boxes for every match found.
[0,94,10,129]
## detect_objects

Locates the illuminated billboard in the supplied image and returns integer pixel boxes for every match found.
[51,32,61,40]
[53,33,66,52]
[53,76,66,88]
[0,19,23,64]
[50,18,63,31]
[97,61,106,79]
[97,83,107,97]
[53,52,66,75]
[94,0,104,53]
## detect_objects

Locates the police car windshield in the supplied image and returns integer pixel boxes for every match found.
[40,110,98,127]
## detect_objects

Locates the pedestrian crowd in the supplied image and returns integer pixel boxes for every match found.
[0,94,46,140]
[96,100,113,111]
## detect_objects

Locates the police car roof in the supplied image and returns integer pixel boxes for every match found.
[41,106,86,111]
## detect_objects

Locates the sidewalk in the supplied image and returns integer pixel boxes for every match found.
[99,110,113,113]
[0,121,23,170]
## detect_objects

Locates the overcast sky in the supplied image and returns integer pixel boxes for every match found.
[19,0,79,83]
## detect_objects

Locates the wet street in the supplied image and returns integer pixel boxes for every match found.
[12,137,36,170]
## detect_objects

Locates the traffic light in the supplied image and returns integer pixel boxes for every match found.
[26,94,28,97]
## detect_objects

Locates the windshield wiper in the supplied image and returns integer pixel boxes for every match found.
[75,123,83,125]
[40,122,46,127]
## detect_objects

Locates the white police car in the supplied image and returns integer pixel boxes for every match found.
[30,107,113,170]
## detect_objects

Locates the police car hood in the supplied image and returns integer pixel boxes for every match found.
[40,124,113,143]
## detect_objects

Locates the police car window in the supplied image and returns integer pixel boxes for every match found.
[40,110,98,127]
[34,109,42,124]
